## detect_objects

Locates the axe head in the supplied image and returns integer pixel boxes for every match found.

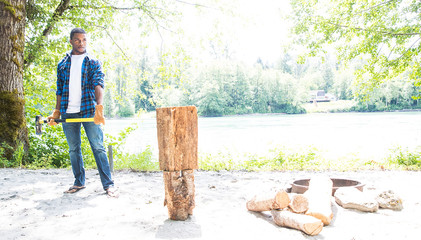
[35,115,43,135]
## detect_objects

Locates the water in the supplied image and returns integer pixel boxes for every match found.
[105,112,421,160]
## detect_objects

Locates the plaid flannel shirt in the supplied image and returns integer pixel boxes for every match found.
[56,51,105,118]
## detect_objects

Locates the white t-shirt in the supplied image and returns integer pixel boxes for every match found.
[67,54,86,113]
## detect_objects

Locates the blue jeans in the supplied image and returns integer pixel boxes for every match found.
[62,112,114,190]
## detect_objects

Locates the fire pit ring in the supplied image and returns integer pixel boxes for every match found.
[291,178,365,196]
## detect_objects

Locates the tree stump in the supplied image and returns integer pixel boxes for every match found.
[157,106,198,220]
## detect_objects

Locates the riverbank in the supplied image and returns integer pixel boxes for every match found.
[109,100,421,119]
[1,169,420,239]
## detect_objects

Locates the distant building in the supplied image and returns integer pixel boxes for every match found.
[309,90,337,102]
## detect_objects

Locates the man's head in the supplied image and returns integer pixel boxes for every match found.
[69,28,87,55]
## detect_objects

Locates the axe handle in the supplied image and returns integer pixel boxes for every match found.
[40,118,95,124]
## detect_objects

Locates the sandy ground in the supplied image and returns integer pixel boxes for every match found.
[0,169,420,240]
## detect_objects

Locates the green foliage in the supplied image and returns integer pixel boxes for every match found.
[199,147,321,171]
[352,76,421,111]
[104,123,138,161]
[198,145,421,172]
[116,100,135,118]
[27,123,71,168]
[105,125,159,171]
[198,151,239,171]
[0,143,14,168]
[113,146,159,171]
[289,0,421,99]
[13,142,25,168]
[181,61,306,116]
[387,146,421,170]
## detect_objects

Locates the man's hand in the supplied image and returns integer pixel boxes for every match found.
[47,109,61,126]
[94,104,105,125]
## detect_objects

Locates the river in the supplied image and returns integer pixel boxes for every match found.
[104,111,421,160]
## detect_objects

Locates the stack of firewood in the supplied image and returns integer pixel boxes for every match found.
[246,176,333,236]
[247,176,404,235]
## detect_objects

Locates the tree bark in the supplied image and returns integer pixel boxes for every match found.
[0,0,28,160]
[156,106,198,171]
[271,210,323,236]
[163,170,195,220]
[246,190,290,212]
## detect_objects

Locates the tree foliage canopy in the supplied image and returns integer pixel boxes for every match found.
[289,0,421,99]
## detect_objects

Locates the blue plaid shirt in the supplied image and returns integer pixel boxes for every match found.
[56,51,105,118]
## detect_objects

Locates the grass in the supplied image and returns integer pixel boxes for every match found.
[113,146,159,171]
[197,145,421,171]
[88,144,421,172]
[13,144,421,171]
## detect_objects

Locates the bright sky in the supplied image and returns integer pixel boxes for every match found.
[231,0,292,63]
[119,0,293,65]
[146,0,293,64]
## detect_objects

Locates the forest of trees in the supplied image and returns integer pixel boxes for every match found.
[103,51,421,117]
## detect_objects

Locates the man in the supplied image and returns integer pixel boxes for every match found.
[48,28,118,197]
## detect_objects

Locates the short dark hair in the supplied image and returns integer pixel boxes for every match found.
[70,28,86,39]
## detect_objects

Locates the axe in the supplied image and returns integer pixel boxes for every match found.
[35,115,94,135]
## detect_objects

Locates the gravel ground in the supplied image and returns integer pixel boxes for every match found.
[0,169,420,240]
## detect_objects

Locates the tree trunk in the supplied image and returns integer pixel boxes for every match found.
[0,0,28,161]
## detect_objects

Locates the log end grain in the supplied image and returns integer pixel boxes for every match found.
[289,194,309,214]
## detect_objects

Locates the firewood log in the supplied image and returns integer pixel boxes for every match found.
[163,170,195,220]
[304,176,333,225]
[271,210,323,236]
[156,106,198,171]
[289,193,309,213]
[246,190,290,212]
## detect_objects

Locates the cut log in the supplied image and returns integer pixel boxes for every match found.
[156,106,198,171]
[246,190,290,212]
[289,193,309,213]
[304,176,334,225]
[334,187,378,212]
[376,190,403,211]
[163,170,195,220]
[271,210,323,236]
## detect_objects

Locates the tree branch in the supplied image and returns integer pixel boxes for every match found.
[25,0,72,68]
[390,37,421,62]
[94,25,129,60]
[353,0,395,16]
[175,0,217,10]
[326,21,420,37]
[42,0,71,37]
